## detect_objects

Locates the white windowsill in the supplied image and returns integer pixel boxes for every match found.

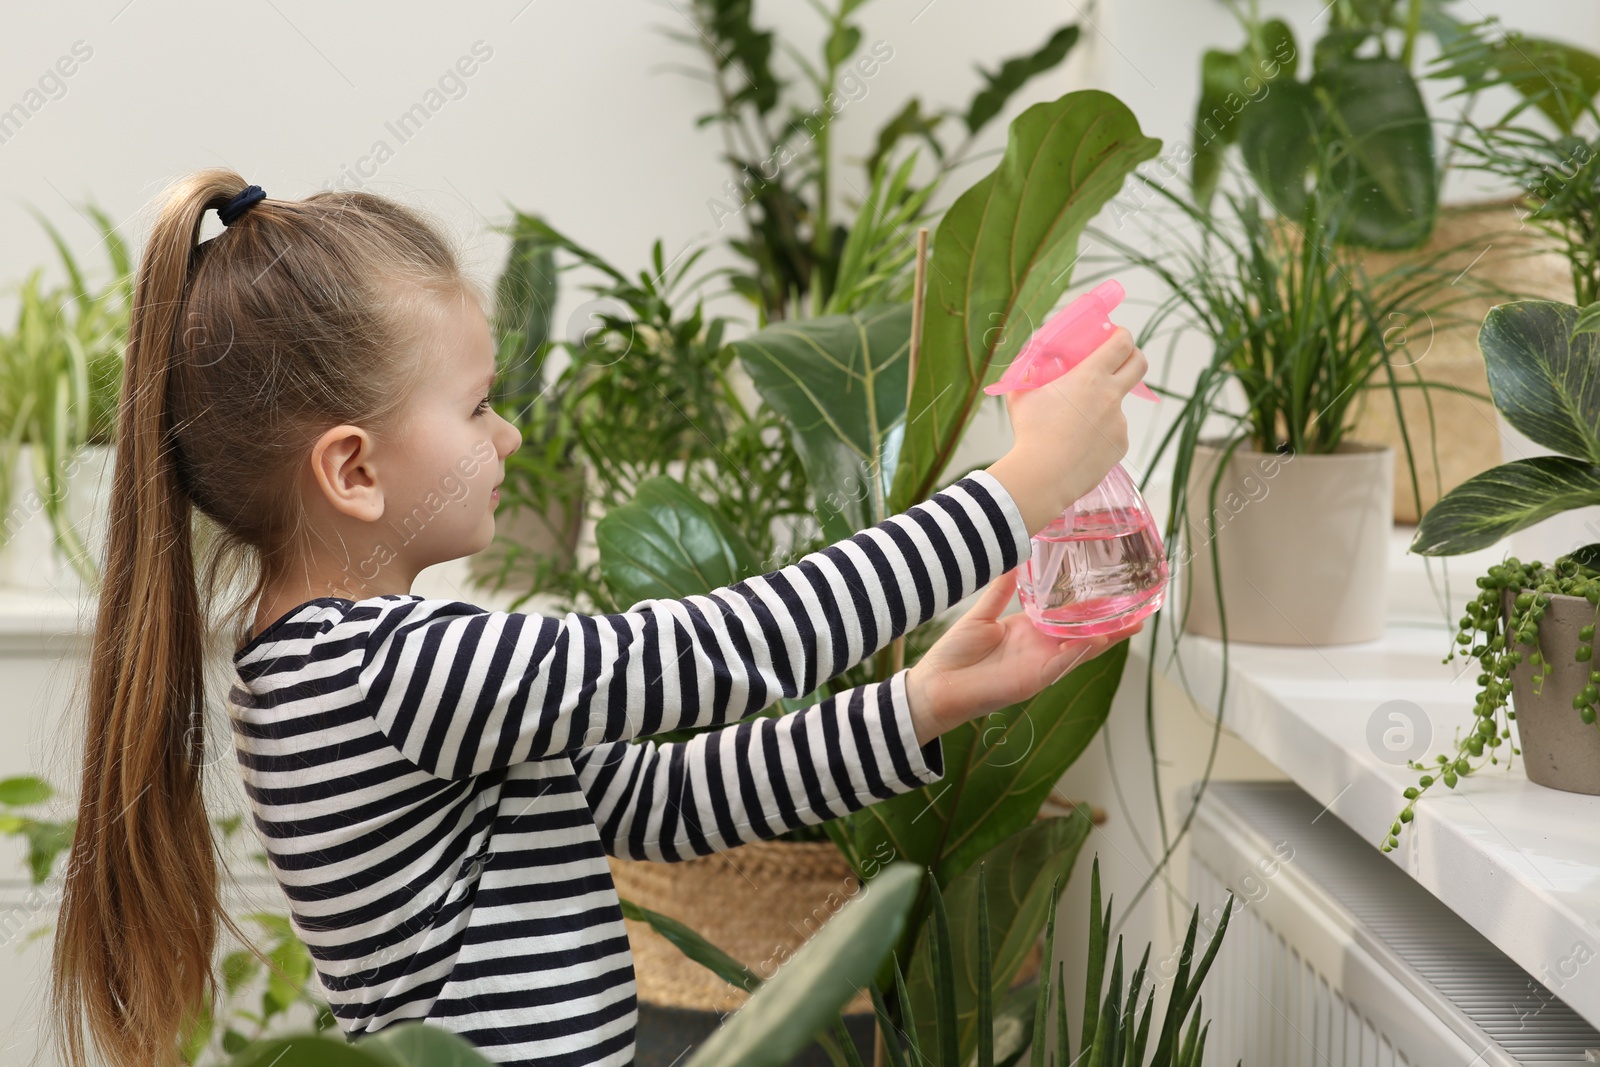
[1126,519,1600,1027]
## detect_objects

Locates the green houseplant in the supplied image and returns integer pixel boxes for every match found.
[463,4,1171,1062]
[586,83,1161,1065]
[0,203,130,596]
[213,856,1238,1067]
[1391,298,1600,836]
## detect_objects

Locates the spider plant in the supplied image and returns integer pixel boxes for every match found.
[0,202,130,591]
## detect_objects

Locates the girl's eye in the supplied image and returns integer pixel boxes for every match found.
[474,396,492,417]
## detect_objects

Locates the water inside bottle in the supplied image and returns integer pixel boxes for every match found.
[1017,465,1170,637]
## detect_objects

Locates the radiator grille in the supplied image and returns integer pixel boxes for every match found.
[1189,781,1600,1066]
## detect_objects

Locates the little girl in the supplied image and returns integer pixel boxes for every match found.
[49,170,1147,1067]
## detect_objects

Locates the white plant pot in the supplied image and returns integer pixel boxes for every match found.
[0,443,114,599]
[1178,437,1394,645]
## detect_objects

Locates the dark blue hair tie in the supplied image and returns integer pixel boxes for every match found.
[219,185,266,226]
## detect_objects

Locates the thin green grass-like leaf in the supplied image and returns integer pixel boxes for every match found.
[1081,857,1106,1055]
[928,872,960,1067]
[977,862,995,1067]
[1028,874,1061,1067]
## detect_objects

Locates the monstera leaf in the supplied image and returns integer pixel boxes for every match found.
[595,475,759,605]
[903,813,1093,1062]
[731,304,912,541]
[888,89,1160,513]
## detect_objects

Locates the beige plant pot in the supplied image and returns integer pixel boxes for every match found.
[1347,197,1575,524]
[1179,437,1393,645]
[1501,587,1600,795]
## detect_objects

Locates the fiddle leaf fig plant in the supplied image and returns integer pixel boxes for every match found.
[1396,299,1600,848]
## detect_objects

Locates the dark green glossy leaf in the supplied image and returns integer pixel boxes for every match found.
[844,641,1127,888]
[595,475,758,604]
[905,814,1091,1061]
[1481,300,1600,462]
[1410,456,1600,554]
[682,863,920,1067]
[889,90,1160,512]
[1236,56,1436,249]
[1318,57,1437,249]
[731,304,912,540]
[965,25,1083,135]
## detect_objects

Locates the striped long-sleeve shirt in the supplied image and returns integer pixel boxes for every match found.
[226,469,1031,1066]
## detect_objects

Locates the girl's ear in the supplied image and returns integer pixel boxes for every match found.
[309,425,384,518]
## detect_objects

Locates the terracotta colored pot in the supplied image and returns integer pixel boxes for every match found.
[1502,587,1600,795]
[1180,437,1393,645]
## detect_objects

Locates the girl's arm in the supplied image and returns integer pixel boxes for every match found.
[570,668,937,861]
[357,470,1030,780]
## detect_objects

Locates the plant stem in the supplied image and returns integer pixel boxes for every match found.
[891,228,930,678]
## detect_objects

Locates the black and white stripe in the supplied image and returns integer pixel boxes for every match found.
[227,470,1030,1066]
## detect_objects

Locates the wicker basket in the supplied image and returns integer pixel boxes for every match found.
[1347,197,1574,523]
[609,806,1087,1015]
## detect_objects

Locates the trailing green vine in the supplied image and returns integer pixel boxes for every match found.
[1386,554,1600,852]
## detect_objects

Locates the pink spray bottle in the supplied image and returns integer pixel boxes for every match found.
[984,280,1170,637]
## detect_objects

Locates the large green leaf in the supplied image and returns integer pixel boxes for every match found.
[732,303,912,541]
[1479,300,1600,464]
[1237,56,1437,249]
[844,640,1127,890]
[904,814,1092,1061]
[595,475,759,605]
[888,90,1161,512]
[1190,19,1298,211]
[1317,57,1437,249]
[1409,456,1600,555]
[683,862,921,1067]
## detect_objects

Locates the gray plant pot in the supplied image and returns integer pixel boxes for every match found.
[1502,587,1600,795]
[1179,437,1394,645]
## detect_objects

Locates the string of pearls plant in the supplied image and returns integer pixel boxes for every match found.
[1384,554,1600,853]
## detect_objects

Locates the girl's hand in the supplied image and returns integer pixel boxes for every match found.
[905,568,1144,746]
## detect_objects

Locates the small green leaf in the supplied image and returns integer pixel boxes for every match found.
[1573,301,1600,340]
[964,25,1083,135]
[0,776,50,807]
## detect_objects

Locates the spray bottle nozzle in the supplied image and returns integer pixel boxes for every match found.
[983,280,1157,401]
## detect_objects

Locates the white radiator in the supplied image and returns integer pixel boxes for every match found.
[1188,781,1600,1066]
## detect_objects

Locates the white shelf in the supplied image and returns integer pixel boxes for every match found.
[1130,522,1600,1028]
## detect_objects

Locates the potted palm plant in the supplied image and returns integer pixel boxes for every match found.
[0,204,129,598]
[1091,157,1499,647]
[1189,2,1595,523]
